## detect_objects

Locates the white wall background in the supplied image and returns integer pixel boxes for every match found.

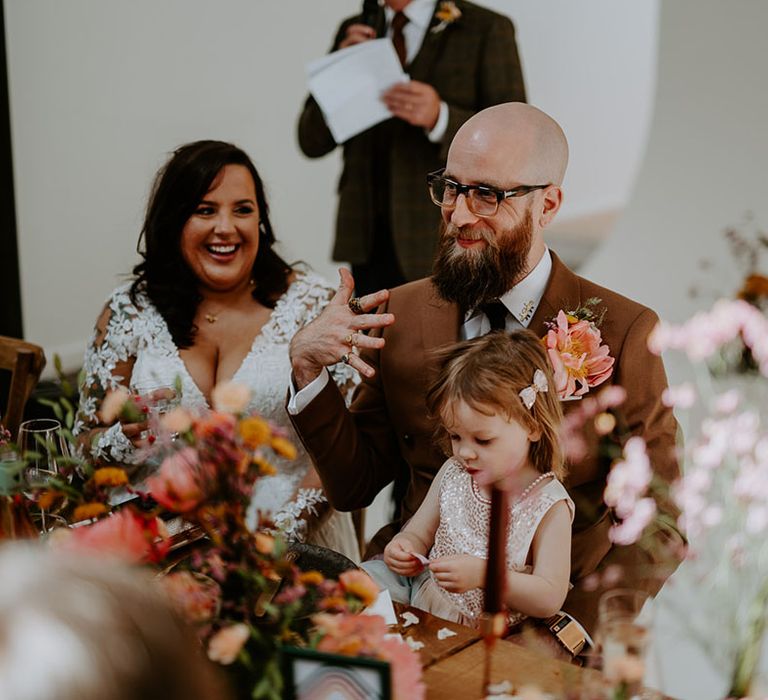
[5,0,657,374]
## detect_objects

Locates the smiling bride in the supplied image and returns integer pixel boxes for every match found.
[74,140,360,561]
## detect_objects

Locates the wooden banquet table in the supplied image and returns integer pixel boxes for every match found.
[391,603,666,700]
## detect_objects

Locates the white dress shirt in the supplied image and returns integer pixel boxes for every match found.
[461,248,553,340]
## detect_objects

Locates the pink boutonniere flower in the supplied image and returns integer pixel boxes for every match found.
[543,299,614,400]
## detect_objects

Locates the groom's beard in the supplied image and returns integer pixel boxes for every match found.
[431,210,534,311]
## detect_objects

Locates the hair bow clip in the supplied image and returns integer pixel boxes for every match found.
[518,369,549,410]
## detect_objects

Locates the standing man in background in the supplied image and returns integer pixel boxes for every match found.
[297,0,526,297]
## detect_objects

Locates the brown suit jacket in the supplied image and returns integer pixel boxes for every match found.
[290,252,683,634]
[297,0,526,281]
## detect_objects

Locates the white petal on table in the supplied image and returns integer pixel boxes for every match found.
[437,627,457,640]
[401,611,420,628]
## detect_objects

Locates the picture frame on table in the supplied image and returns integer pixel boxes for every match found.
[281,645,391,700]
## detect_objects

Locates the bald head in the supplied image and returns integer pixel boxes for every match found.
[447,103,569,187]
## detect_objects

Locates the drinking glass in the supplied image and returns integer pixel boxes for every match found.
[597,588,653,698]
[17,418,69,487]
[18,418,71,534]
[136,385,180,440]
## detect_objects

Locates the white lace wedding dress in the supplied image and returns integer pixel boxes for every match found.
[74,268,361,562]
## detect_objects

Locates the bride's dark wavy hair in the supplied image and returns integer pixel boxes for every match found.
[130,140,291,349]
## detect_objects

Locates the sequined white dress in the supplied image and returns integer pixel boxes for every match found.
[413,457,574,627]
[74,269,360,561]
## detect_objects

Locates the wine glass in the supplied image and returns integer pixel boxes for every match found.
[135,384,181,440]
[17,418,71,533]
[597,588,655,698]
[18,418,69,486]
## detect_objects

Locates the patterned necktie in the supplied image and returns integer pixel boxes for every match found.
[481,301,508,331]
[391,11,408,67]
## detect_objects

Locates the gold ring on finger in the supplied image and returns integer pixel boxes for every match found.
[344,334,354,346]
[341,353,350,365]
[348,297,364,315]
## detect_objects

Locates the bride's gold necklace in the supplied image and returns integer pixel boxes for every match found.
[205,310,220,324]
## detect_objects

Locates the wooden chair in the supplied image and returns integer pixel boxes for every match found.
[0,336,46,439]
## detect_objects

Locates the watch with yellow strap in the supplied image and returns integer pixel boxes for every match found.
[543,613,587,656]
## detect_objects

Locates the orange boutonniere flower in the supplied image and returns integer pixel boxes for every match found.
[542,298,614,400]
[432,0,461,33]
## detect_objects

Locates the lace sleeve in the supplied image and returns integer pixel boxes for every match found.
[295,270,361,406]
[74,286,141,464]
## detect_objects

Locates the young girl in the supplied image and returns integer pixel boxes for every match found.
[363,330,574,628]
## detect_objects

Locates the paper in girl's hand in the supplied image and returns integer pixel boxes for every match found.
[409,552,430,566]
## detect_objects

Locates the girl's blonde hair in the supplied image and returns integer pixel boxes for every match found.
[425,330,566,479]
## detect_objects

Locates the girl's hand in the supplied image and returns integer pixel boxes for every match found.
[384,537,425,577]
[429,554,485,593]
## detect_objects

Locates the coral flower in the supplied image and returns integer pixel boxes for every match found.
[544,311,614,399]
[58,509,155,563]
[146,447,204,513]
[161,407,193,434]
[339,569,379,607]
[207,623,250,665]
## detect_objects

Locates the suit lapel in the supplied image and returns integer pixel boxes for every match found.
[408,1,454,82]
[527,251,583,337]
[421,281,462,353]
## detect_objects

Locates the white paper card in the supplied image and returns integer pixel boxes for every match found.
[363,588,398,625]
[306,39,407,143]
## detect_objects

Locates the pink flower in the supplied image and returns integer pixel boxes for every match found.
[162,571,221,624]
[377,637,426,700]
[609,498,657,545]
[99,386,131,423]
[604,437,652,518]
[146,447,205,513]
[544,311,614,399]
[207,623,250,665]
[161,407,193,434]
[211,381,251,414]
[662,383,697,409]
[57,509,158,563]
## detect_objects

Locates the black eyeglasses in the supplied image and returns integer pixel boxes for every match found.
[427,169,551,218]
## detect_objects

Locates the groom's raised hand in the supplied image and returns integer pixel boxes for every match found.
[289,268,395,389]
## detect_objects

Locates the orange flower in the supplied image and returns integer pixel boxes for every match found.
[299,570,324,586]
[36,490,63,511]
[73,502,108,522]
[92,467,129,488]
[253,453,276,476]
[238,416,271,449]
[254,532,275,555]
[339,569,379,607]
[270,436,297,460]
[99,386,131,423]
[738,273,768,303]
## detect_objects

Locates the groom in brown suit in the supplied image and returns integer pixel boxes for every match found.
[288,103,683,657]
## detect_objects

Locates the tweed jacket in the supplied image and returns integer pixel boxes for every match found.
[290,253,683,634]
[297,0,526,281]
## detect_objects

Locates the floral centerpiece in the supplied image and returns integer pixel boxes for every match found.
[16,379,423,699]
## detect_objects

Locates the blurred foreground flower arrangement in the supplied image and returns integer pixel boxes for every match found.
[1,380,423,700]
[587,297,768,699]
